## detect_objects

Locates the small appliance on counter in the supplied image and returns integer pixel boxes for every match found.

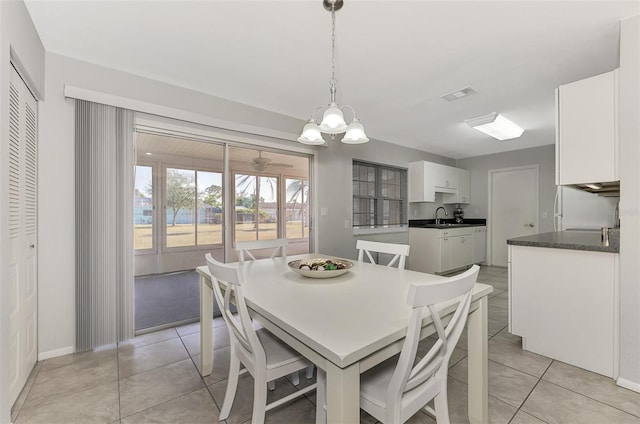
[454,204,464,224]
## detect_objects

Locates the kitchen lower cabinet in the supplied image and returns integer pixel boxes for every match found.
[409,227,474,274]
[473,226,487,263]
[509,245,618,378]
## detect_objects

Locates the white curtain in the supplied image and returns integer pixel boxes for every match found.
[75,100,135,352]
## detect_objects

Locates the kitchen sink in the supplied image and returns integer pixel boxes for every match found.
[420,223,472,228]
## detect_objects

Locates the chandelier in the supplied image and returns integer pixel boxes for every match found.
[297,0,369,145]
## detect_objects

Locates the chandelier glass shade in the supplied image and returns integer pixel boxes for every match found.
[297,0,369,145]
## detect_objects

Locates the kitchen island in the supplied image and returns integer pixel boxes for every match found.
[507,230,619,378]
[507,229,619,253]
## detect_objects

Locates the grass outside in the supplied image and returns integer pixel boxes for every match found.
[134,222,309,250]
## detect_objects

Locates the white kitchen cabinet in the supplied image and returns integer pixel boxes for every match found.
[443,168,471,204]
[408,161,457,202]
[454,232,474,269]
[473,226,486,263]
[434,164,458,192]
[509,245,618,378]
[439,237,453,272]
[409,227,474,274]
[556,70,619,185]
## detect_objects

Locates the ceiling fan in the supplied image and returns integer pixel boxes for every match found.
[248,151,294,172]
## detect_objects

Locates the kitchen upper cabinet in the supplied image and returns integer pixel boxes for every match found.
[409,161,458,202]
[556,70,619,185]
[434,163,457,192]
[443,168,471,204]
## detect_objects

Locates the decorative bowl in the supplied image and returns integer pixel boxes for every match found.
[288,258,353,279]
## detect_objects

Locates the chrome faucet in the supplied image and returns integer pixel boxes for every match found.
[435,206,448,225]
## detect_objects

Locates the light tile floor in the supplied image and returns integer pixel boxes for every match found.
[11,266,640,423]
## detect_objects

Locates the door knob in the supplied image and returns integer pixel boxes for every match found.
[525,223,535,228]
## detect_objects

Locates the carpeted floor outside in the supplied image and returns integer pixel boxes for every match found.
[135,270,204,331]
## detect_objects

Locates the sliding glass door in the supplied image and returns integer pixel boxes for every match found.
[133,132,311,331]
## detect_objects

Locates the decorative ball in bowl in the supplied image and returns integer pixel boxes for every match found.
[288,258,353,279]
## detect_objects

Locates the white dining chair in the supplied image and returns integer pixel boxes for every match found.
[235,238,314,381]
[236,238,288,263]
[205,253,317,423]
[356,240,410,269]
[316,265,479,424]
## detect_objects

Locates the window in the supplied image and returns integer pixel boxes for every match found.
[165,167,223,248]
[134,165,154,251]
[352,160,407,228]
[234,173,279,243]
[285,178,309,240]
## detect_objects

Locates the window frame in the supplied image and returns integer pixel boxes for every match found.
[134,162,158,254]
[352,160,408,231]
[162,163,224,251]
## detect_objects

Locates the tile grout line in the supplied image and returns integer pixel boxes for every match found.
[177,324,225,415]
[539,375,640,419]
[506,360,555,424]
[118,328,202,421]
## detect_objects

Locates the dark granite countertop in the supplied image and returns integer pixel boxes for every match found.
[409,219,486,229]
[507,230,619,253]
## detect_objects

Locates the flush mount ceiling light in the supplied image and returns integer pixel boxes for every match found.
[297,0,369,145]
[465,112,524,141]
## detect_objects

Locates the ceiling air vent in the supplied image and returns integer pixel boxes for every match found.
[441,87,476,102]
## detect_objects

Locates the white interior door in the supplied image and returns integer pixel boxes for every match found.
[8,65,38,406]
[489,165,538,267]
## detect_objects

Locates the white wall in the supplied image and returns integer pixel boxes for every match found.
[0,1,44,421]
[316,139,454,260]
[38,52,311,358]
[456,144,557,234]
[617,15,640,390]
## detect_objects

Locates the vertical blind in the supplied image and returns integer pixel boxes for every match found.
[75,100,134,352]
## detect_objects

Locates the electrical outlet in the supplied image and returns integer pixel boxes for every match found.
[344,219,349,228]
[321,207,328,216]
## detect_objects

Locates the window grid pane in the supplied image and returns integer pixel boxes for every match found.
[134,165,153,250]
[352,161,406,228]
[166,168,196,248]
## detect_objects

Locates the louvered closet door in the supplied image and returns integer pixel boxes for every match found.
[8,65,38,406]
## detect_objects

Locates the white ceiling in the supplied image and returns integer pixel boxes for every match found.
[24,0,639,159]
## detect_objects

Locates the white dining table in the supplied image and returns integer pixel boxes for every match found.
[197,254,492,424]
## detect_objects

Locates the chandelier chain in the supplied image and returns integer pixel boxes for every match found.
[330,4,337,94]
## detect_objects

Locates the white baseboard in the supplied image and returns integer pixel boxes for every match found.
[38,346,74,361]
[617,377,640,393]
